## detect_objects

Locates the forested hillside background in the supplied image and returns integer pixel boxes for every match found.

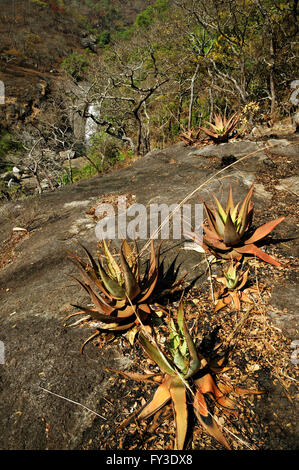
[0,0,298,195]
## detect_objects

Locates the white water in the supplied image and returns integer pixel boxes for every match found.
[85,104,98,145]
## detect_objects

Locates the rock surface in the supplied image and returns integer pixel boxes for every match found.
[0,135,298,449]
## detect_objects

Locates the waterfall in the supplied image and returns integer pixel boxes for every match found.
[85,104,98,145]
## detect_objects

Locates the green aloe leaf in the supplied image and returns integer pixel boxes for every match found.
[102,240,122,283]
[120,242,141,300]
[139,332,176,377]
[98,261,126,299]
[177,301,201,378]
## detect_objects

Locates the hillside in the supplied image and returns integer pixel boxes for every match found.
[0,133,298,450]
[0,1,298,453]
[0,0,154,130]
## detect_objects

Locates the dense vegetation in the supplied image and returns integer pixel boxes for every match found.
[0,0,298,196]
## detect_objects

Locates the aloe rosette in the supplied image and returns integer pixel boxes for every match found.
[136,301,262,450]
[214,262,255,312]
[64,239,160,352]
[192,183,284,266]
[200,112,240,143]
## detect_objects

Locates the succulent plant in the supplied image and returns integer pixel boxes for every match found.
[134,301,262,450]
[214,262,256,312]
[191,183,284,266]
[200,112,241,143]
[179,128,201,146]
[64,239,160,353]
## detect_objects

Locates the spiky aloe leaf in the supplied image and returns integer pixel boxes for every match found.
[138,375,172,420]
[213,195,227,225]
[139,332,177,377]
[169,377,188,450]
[244,216,285,245]
[237,184,254,237]
[193,376,231,450]
[120,243,141,300]
[177,301,202,378]
[235,243,282,266]
[98,261,126,299]
[224,211,241,246]
[225,185,234,214]
[138,240,160,303]
[102,240,122,283]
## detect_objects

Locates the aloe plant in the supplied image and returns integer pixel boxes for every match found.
[200,112,240,143]
[64,239,160,352]
[214,262,256,312]
[191,183,284,266]
[135,301,262,450]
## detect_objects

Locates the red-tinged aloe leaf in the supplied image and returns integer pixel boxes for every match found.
[139,332,176,376]
[138,303,152,314]
[235,243,282,266]
[139,240,160,303]
[245,216,285,245]
[225,185,234,214]
[69,257,112,299]
[76,242,99,275]
[148,239,159,279]
[195,374,236,414]
[200,126,218,139]
[72,277,118,317]
[107,368,160,382]
[82,280,116,316]
[214,299,227,312]
[98,260,126,299]
[237,269,249,290]
[138,375,172,420]
[177,300,202,377]
[231,291,241,311]
[240,291,253,303]
[120,242,141,300]
[238,184,254,237]
[224,211,241,246]
[102,321,136,331]
[70,304,125,323]
[213,113,223,128]
[203,202,219,233]
[193,386,231,450]
[114,304,135,319]
[169,378,188,450]
[203,229,228,251]
[132,240,140,283]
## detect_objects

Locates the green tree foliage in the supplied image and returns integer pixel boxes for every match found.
[61,52,88,80]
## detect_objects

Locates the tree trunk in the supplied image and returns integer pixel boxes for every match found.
[269,35,276,119]
[188,62,200,131]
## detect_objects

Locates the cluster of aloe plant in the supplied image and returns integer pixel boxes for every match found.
[136,301,262,450]
[200,112,241,143]
[180,111,241,146]
[63,239,160,352]
[214,261,256,312]
[65,182,285,449]
[190,183,284,267]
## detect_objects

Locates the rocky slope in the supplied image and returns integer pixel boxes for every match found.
[0,134,298,450]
